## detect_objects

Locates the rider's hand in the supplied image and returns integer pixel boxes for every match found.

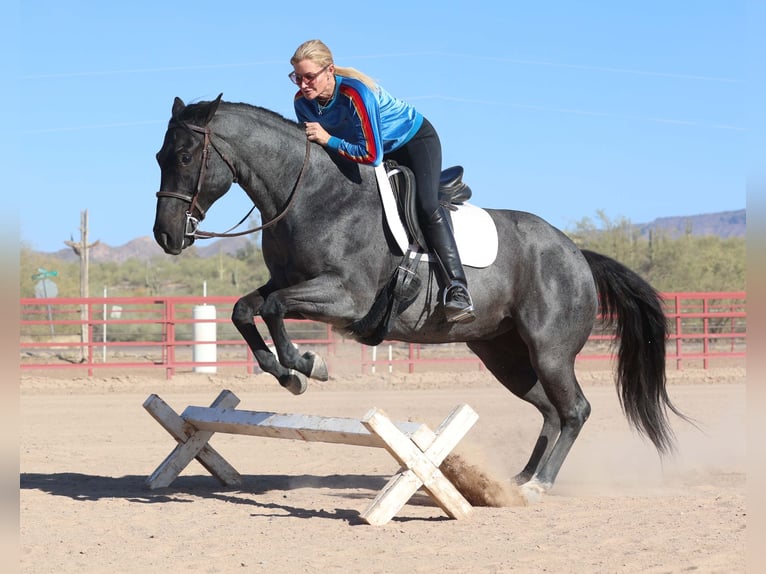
[304,122,330,146]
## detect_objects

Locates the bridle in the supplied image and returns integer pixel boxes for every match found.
[156,121,311,239]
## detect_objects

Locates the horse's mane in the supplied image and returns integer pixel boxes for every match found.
[177,99,301,130]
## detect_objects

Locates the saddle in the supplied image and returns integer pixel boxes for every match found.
[384,160,472,250]
[346,162,474,346]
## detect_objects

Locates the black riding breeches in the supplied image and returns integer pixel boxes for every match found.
[383,117,442,223]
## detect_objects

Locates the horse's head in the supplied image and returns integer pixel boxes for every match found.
[153,94,237,254]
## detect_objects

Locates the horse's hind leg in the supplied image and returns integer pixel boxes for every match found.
[469,332,591,502]
[511,383,562,485]
[467,333,563,486]
[522,348,591,499]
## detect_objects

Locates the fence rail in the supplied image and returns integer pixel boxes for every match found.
[20,292,746,378]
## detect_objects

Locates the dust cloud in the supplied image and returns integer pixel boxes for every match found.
[440,453,526,507]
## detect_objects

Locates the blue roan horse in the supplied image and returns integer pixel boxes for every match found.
[153,95,686,501]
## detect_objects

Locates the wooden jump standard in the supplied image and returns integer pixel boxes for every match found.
[143,389,479,525]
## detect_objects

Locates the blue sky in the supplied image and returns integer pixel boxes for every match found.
[11,1,746,253]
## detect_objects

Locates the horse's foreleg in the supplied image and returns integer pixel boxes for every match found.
[231,290,310,394]
[261,304,329,385]
[258,278,360,387]
[258,300,329,386]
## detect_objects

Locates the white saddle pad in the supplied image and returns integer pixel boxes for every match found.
[375,165,498,268]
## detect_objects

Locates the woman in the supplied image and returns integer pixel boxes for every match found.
[289,39,475,324]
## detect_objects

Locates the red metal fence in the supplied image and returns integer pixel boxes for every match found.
[20,292,746,378]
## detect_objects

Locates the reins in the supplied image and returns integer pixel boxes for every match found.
[156,121,312,239]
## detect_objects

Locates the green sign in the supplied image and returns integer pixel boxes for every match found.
[31,268,58,281]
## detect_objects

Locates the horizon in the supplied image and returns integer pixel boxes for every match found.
[29,207,746,255]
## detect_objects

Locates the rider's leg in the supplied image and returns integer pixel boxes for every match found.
[385,117,475,323]
[422,206,475,323]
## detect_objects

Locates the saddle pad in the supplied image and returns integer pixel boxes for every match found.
[374,165,498,269]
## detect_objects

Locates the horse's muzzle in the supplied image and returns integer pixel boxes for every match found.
[153,226,193,255]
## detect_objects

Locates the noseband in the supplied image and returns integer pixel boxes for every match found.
[156,121,311,239]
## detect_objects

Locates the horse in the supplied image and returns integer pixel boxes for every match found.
[153,94,686,502]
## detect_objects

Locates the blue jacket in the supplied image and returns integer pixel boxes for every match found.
[294,75,423,166]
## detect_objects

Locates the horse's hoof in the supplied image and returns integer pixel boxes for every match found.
[305,351,329,381]
[281,370,308,395]
[519,480,548,505]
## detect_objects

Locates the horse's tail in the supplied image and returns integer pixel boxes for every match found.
[581,249,689,454]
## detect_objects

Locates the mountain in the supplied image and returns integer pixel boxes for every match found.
[42,209,745,263]
[636,209,745,239]
[47,235,254,263]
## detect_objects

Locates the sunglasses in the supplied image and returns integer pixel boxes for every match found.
[288,64,330,85]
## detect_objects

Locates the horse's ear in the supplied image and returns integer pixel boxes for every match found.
[172,97,186,119]
[202,93,223,125]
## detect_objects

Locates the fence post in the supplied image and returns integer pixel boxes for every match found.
[673,294,683,370]
[703,297,710,369]
[87,299,94,377]
[165,299,175,380]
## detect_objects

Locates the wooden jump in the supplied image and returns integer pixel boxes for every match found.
[143,390,479,525]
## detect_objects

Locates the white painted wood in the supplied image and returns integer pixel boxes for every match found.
[423,404,480,464]
[181,406,427,448]
[361,405,476,522]
[145,391,478,525]
[360,469,423,526]
[144,390,242,489]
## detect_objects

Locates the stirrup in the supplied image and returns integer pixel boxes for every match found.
[446,305,475,324]
[443,283,476,324]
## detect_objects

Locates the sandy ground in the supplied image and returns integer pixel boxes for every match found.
[20,367,746,573]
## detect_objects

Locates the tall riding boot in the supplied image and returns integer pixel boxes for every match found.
[423,207,476,323]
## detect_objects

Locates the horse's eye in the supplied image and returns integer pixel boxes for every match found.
[179,152,193,165]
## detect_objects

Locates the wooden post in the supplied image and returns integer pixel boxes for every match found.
[360,405,477,525]
[143,390,242,488]
[64,209,99,363]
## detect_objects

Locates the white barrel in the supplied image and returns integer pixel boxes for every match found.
[192,304,217,373]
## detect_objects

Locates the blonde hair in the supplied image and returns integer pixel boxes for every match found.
[290,39,378,91]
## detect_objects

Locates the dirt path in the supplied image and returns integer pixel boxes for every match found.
[20,368,745,573]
